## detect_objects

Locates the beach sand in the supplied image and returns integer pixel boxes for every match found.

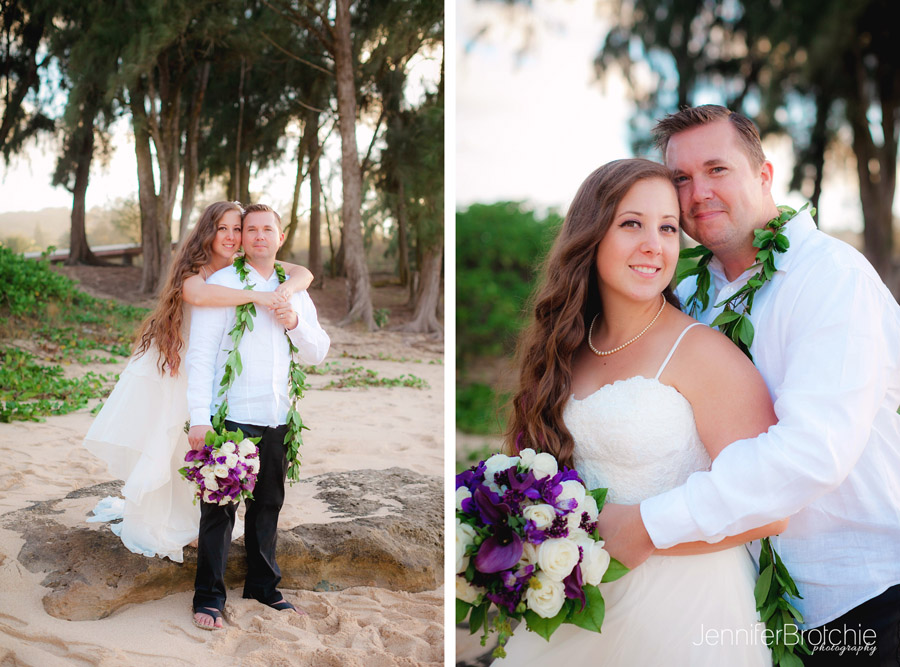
[0,285,445,666]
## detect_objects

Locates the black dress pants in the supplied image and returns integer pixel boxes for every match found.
[801,583,900,666]
[192,420,289,612]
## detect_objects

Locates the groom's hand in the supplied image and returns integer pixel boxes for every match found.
[273,301,298,329]
[595,503,655,569]
[188,425,213,451]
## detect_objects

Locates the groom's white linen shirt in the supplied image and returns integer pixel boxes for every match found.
[187,264,330,428]
[642,208,900,628]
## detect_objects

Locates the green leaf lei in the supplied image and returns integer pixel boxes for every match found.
[212,256,310,484]
[677,204,815,666]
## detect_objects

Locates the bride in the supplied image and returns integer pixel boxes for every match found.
[500,159,786,665]
[83,201,312,563]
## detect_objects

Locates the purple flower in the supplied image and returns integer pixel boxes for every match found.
[563,560,586,611]
[472,485,512,526]
[474,524,524,573]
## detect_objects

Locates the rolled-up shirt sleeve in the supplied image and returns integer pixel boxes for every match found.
[642,267,897,548]
[186,301,229,427]
[285,290,330,365]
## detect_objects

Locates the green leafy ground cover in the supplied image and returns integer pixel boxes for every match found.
[0,247,146,422]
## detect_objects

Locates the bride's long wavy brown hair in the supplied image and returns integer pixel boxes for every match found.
[505,159,680,469]
[133,201,243,376]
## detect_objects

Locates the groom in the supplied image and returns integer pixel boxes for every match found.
[597,106,900,663]
[186,203,330,630]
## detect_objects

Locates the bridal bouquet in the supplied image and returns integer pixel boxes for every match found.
[456,449,627,658]
[179,428,261,505]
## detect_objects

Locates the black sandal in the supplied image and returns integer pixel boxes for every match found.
[259,595,306,615]
[192,606,224,631]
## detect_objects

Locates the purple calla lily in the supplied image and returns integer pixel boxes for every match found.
[473,485,512,525]
[474,526,524,573]
[564,561,586,611]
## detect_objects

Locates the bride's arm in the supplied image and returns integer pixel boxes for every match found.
[653,323,789,556]
[182,273,283,309]
[274,262,314,299]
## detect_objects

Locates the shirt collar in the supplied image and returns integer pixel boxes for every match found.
[705,205,816,286]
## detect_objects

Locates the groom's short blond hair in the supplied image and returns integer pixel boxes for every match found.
[242,204,282,231]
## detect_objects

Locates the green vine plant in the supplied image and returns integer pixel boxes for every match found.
[677,204,813,666]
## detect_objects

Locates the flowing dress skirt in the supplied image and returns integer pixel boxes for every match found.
[498,547,772,666]
[84,348,199,562]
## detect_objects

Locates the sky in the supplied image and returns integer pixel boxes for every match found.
[455,0,869,235]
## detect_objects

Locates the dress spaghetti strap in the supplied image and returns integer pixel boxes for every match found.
[654,322,705,380]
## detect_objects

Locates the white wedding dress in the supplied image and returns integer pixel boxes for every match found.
[498,324,771,666]
[83,306,200,562]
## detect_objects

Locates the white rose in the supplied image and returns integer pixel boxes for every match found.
[456,575,483,604]
[204,477,219,491]
[519,541,540,567]
[530,452,558,480]
[248,459,260,473]
[224,453,239,469]
[238,439,256,457]
[522,503,556,530]
[213,464,229,478]
[238,468,247,479]
[483,454,520,491]
[579,494,600,521]
[556,480,586,510]
[456,519,478,574]
[456,486,472,512]
[203,491,215,503]
[578,539,611,586]
[220,441,237,455]
[524,571,566,619]
[537,538,581,582]
[565,511,588,540]
[518,448,536,468]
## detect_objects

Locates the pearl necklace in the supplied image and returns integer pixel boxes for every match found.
[588,294,666,357]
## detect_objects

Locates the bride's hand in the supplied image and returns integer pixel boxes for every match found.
[188,425,214,451]
[595,503,655,570]
[251,291,288,310]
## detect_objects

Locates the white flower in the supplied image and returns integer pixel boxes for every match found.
[220,441,237,455]
[213,464,229,478]
[537,538,581,582]
[456,519,478,574]
[524,571,566,619]
[577,539,611,586]
[224,453,239,469]
[456,575,483,604]
[248,459,260,474]
[556,480,586,510]
[484,454,520,491]
[238,468,247,479]
[579,494,600,521]
[238,439,256,457]
[456,486,472,512]
[530,452,559,480]
[203,491,215,503]
[518,448,536,468]
[204,477,219,492]
[565,511,588,540]
[519,541,540,567]
[522,503,557,530]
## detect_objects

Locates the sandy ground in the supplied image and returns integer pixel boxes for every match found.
[0,267,445,666]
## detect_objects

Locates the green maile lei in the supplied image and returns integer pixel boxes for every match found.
[211,255,310,484]
[678,203,815,667]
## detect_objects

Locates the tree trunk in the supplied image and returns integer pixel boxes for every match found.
[334,0,375,329]
[233,57,246,202]
[395,177,410,286]
[130,82,163,294]
[401,244,442,334]
[66,102,102,266]
[279,135,307,261]
[179,61,210,242]
[308,108,324,288]
[849,50,896,293]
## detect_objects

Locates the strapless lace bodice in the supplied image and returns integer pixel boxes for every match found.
[564,376,710,504]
